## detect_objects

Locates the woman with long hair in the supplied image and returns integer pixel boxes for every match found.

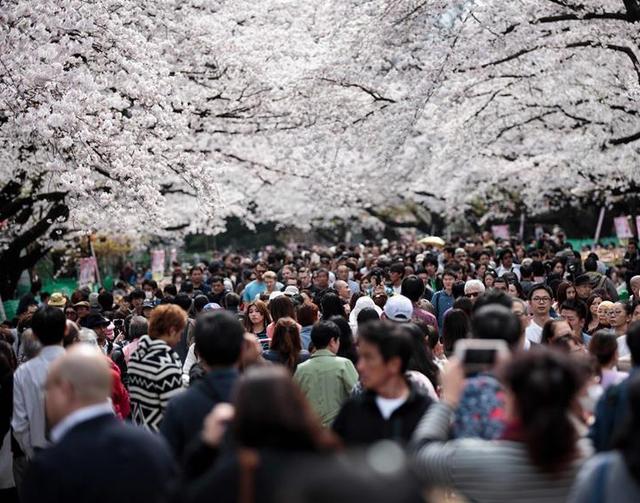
[413,349,590,502]
[441,309,470,357]
[266,296,299,340]
[320,292,347,320]
[262,317,309,373]
[569,375,640,502]
[397,322,439,399]
[585,294,605,335]
[244,301,271,350]
[588,330,627,390]
[183,366,339,503]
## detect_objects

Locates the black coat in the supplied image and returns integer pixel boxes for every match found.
[332,384,433,446]
[160,368,238,460]
[22,414,176,503]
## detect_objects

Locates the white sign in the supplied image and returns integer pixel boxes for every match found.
[614,216,634,239]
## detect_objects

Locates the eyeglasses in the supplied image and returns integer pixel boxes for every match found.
[466,292,480,298]
[532,297,551,303]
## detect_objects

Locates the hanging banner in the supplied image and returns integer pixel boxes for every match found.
[79,257,97,288]
[614,216,634,239]
[491,225,510,240]
[169,248,177,265]
[151,249,166,280]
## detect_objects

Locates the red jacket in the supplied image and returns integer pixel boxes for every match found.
[107,358,130,419]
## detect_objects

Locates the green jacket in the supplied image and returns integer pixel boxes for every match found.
[293,349,359,427]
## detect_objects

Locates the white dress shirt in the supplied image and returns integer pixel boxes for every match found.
[50,402,115,443]
[12,345,65,458]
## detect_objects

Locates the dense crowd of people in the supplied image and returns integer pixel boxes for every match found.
[2,231,640,502]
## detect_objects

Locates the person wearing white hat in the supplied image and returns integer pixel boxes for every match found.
[283,285,300,297]
[382,295,414,323]
[349,296,383,335]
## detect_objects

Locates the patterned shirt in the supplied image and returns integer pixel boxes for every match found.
[128,335,183,432]
[452,373,506,440]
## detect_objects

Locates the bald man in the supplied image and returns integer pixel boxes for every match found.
[21,346,176,503]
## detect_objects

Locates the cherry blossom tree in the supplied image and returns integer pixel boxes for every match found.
[2,0,639,297]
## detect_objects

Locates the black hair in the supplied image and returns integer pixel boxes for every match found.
[357,307,380,325]
[310,320,341,350]
[31,306,66,345]
[588,330,618,370]
[98,291,114,312]
[452,281,466,299]
[442,269,456,279]
[130,289,145,301]
[358,321,412,374]
[398,323,439,389]
[400,275,425,303]
[473,290,513,312]
[173,293,193,313]
[422,256,438,268]
[531,260,546,277]
[320,293,347,319]
[519,264,533,280]
[142,279,158,289]
[328,316,357,365]
[472,304,521,351]
[503,349,581,473]
[389,263,405,275]
[194,311,244,367]
[584,257,598,272]
[452,296,473,318]
[180,281,194,294]
[628,321,640,366]
[224,292,241,311]
[164,284,178,296]
[442,309,470,356]
[559,299,587,321]
[210,275,224,284]
[527,283,553,302]
[193,295,210,313]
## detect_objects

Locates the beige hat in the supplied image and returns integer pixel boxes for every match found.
[49,292,67,308]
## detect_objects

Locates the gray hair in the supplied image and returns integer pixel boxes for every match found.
[464,279,486,295]
[78,328,98,346]
[129,316,148,340]
[19,329,42,362]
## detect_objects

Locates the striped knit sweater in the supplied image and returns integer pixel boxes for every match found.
[128,335,184,432]
[412,402,593,503]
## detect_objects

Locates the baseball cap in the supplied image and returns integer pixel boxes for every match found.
[49,293,66,308]
[284,286,300,296]
[383,295,413,322]
[269,291,285,301]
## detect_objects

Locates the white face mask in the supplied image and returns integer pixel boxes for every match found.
[145,290,153,300]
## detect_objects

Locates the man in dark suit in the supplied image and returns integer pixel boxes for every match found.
[160,311,243,460]
[21,345,176,503]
